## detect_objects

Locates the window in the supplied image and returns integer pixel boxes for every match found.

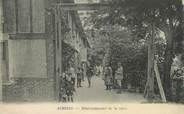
[17,0,31,32]
[1,41,10,83]
[2,41,7,60]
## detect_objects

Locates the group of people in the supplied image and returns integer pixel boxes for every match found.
[171,54,184,102]
[59,72,76,102]
[59,65,82,102]
[59,62,125,102]
[59,64,94,102]
[103,62,124,93]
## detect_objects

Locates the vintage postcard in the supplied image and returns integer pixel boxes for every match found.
[0,0,184,114]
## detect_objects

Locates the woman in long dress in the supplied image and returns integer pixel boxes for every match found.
[103,64,113,90]
[87,65,93,88]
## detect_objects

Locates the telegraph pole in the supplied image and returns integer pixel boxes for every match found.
[145,23,155,101]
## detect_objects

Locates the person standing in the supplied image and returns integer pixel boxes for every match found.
[115,62,124,93]
[68,64,76,86]
[99,65,103,78]
[59,72,67,102]
[77,67,83,88]
[87,64,93,88]
[103,64,113,90]
[65,78,76,102]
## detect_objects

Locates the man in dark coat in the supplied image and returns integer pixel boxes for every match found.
[87,64,93,88]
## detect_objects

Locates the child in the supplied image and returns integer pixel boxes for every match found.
[59,72,67,102]
[60,88,67,102]
[77,67,82,88]
[68,65,76,86]
[103,65,113,90]
[66,78,76,102]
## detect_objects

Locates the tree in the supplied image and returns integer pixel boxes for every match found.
[85,0,183,100]
[109,30,148,91]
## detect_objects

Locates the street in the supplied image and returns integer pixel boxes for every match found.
[74,76,146,103]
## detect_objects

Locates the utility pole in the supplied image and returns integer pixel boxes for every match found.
[144,22,167,102]
[146,23,155,101]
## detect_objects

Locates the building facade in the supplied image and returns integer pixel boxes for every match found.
[0,0,89,102]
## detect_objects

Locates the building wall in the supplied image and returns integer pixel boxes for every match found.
[1,0,58,102]
[2,0,88,102]
[17,0,31,33]
[2,0,16,33]
[8,39,47,78]
[3,78,55,102]
[3,0,45,33]
[2,38,57,102]
[32,0,45,33]
[68,12,76,48]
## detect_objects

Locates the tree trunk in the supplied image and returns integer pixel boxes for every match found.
[163,47,173,101]
[163,31,174,101]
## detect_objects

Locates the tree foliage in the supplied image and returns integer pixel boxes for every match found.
[85,0,183,99]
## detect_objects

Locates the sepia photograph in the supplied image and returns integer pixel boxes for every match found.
[0,0,184,114]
